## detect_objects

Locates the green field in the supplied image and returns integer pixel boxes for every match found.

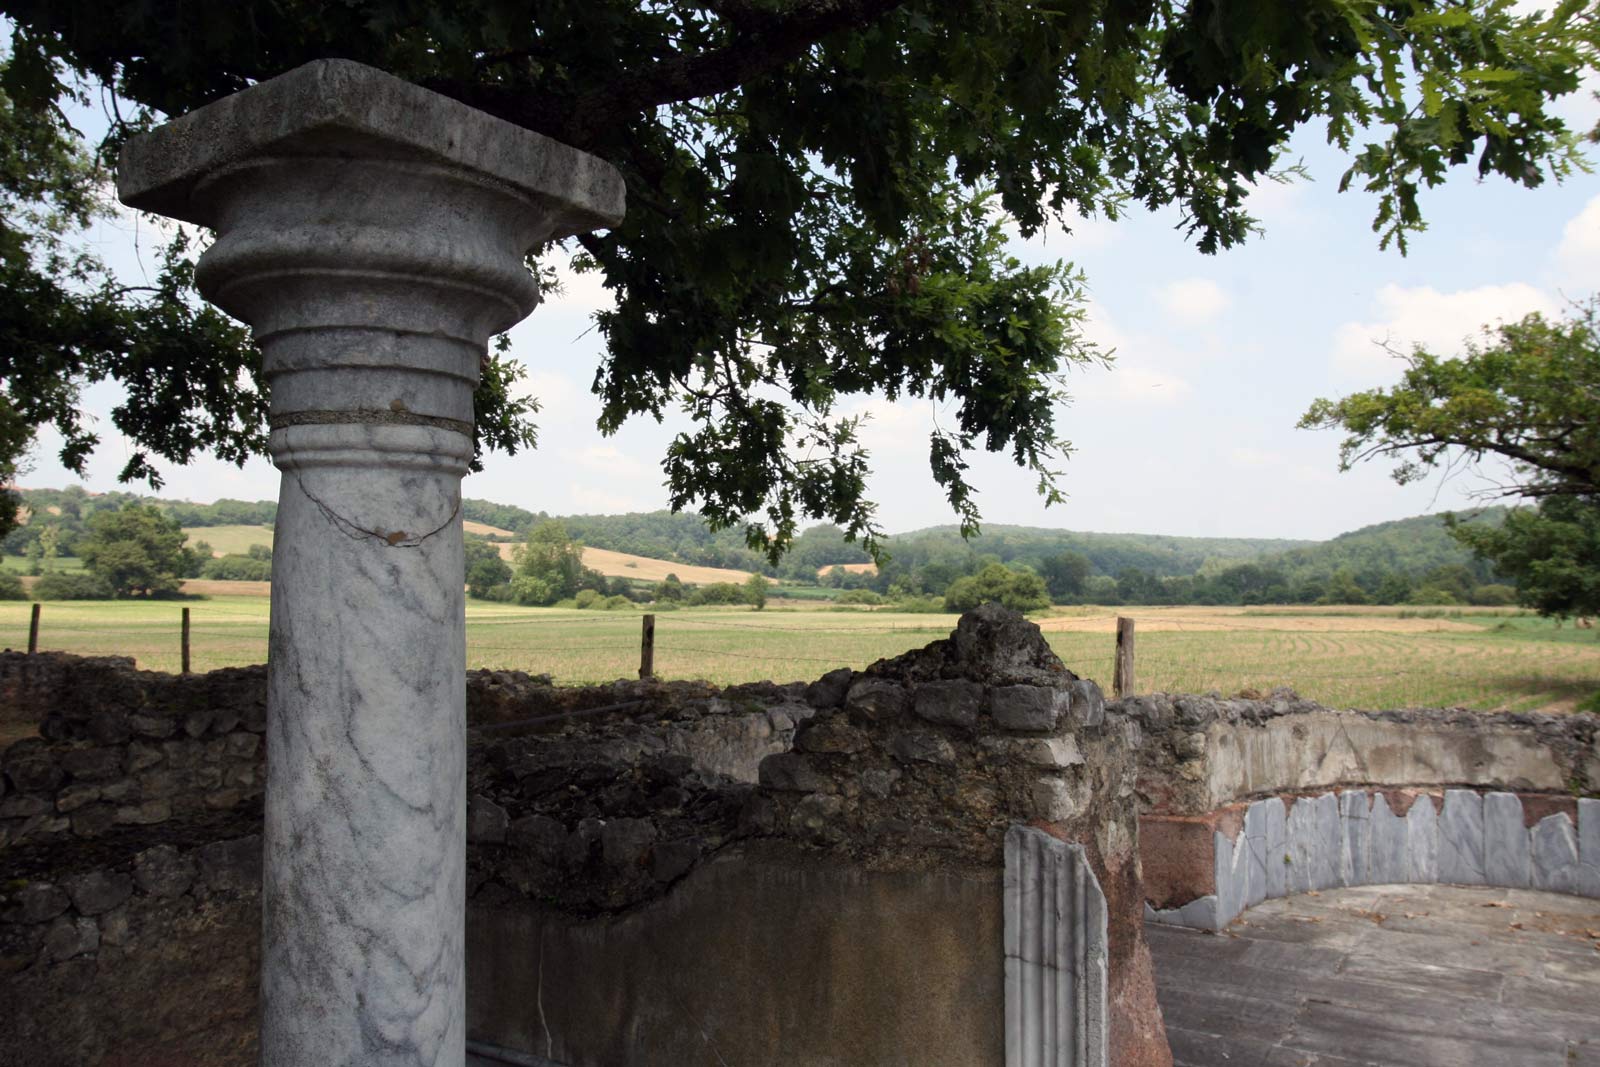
[0,555,85,574]
[181,525,275,556]
[1,597,1596,712]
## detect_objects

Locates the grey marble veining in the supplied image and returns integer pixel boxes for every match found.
[1438,789,1486,886]
[1368,792,1408,885]
[1482,792,1531,889]
[118,60,623,1067]
[1004,827,1109,1066]
[1531,813,1581,894]
[1150,789,1600,933]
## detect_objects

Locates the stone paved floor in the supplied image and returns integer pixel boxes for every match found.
[1147,884,1600,1067]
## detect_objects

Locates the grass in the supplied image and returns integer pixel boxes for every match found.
[0,555,85,574]
[0,598,1594,712]
[182,525,275,556]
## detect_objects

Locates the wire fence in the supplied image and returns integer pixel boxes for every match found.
[4,604,1597,712]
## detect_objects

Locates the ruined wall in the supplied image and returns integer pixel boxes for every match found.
[1128,690,1600,930]
[2,618,1166,1067]
[463,604,1168,1067]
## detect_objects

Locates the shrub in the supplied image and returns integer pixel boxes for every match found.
[603,595,632,610]
[0,572,25,600]
[574,589,603,609]
[33,572,115,600]
[836,589,883,606]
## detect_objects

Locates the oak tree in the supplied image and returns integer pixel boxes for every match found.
[3,0,1597,555]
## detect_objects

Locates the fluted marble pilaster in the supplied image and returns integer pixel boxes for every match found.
[119,60,623,1067]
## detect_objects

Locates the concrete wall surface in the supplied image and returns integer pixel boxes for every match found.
[466,842,1005,1067]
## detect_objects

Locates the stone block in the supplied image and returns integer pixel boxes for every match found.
[1438,789,1486,886]
[0,795,50,819]
[1243,800,1269,907]
[114,799,171,826]
[793,717,870,755]
[43,915,98,962]
[1285,793,1339,893]
[61,747,122,781]
[789,794,844,837]
[85,711,131,746]
[858,768,900,799]
[65,870,133,916]
[6,883,69,924]
[1531,813,1580,894]
[128,713,175,739]
[1030,777,1076,822]
[844,677,908,722]
[1580,798,1600,898]
[70,804,116,838]
[467,796,509,844]
[758,753,826,792]
[804,667,853,709]
[224,732,261,759]
[1483,792,1531,889]
[1215,829,1249,927]
[890,732,956,766]
[54,783,100,813]
[912,680,983,728]
[3,753,62,794]
[1262,796,1287,900]
[197,835,263,893]
[1339,791,1371,887]
[1406,794,1439,883]
[124,742,164,774]
[1068,680,1105,727]
[989,685,1069,732]
[138,769,182,799]
[1369,792,1408,885]
[1004,735,1081,767]
[600,818,657,870]
[508,814,566,864]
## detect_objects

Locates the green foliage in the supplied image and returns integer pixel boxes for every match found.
[0,570,23,599]
[200,554,272,581]
[510,520,604,606]
[652,573,686,603]
[943,563,1050,614]
[836,589,884,606]
[465,539,513,600]
[1304,301,1600,619]
[1451,498,1600,618]
[32,570,112,600]
[2,2,1593,556]
[76,504,192,597]
[686,582,749,607]
[744,573,769,611]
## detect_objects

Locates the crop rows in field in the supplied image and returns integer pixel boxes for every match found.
[0,599,1595,712]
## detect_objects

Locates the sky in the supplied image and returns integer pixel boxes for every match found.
[24,64,1600,543]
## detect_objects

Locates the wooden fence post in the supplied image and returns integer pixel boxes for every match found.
[181,607,192,675]
[1113,616,1135,699]
[639,613,656,680]
[27,602,40,655]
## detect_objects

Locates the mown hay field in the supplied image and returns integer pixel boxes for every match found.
[0,598,1595,713]
[182,524,275,556]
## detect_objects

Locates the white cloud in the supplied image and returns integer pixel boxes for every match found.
[1330,283,1559,382]
[569,444,652,480]
[1554,193,1600,286]
[567,484,651,514]
[1157,278,1231,323]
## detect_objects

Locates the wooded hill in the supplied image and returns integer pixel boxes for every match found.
[6,486,1508,605]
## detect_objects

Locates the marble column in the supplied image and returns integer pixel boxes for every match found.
[118,60,623,1066]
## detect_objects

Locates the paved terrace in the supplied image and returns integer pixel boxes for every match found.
[1148,884,1600,1067]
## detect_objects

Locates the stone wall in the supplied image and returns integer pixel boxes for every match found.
[1128,690,1600,931]
[0,611,1169,1067]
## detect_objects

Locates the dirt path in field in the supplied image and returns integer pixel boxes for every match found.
[1034,607,1487,634]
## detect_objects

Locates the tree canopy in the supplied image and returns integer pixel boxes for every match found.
[2,1,1598,555]
[1302,299,1600,619]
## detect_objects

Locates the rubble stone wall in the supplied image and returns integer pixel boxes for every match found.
[0,609,1171,1067]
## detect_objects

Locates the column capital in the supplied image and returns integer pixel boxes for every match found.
[118,59,625,442]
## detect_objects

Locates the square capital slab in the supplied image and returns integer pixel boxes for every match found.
[118,58,625,234]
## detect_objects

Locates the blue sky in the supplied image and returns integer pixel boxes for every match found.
[26,69,1600,542]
